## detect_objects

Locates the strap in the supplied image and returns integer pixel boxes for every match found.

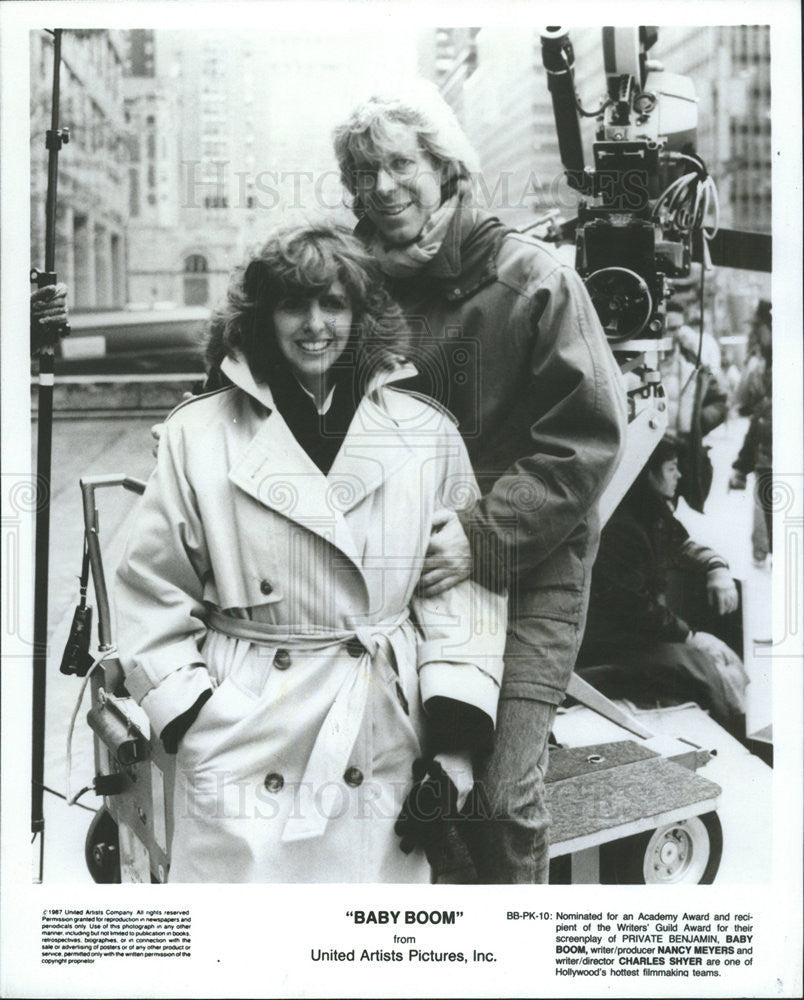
[207,607,408,655]
[79,534,91,609]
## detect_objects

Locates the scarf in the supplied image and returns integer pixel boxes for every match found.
[368,194,459,278]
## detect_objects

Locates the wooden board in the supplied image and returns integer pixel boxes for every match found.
[545,739,655,782]
[548,755,721,856]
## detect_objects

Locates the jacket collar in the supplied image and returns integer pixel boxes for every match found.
[222,353,417,570]
[220,351,417,415]
[355,197,509,301]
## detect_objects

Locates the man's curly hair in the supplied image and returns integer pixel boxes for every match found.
[205,222,411,388]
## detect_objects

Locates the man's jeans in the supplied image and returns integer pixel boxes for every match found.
[460,698,557,883]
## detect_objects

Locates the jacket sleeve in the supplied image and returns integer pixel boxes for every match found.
[460,263,627,585]
[669,517,730,575]
[410,418,507,745]
[115,417,214,739]
[590,515,692,645]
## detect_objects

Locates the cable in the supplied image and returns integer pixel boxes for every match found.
[653,153,720,242]
[35,781,97,814]
[576,94,611,117]
[65,646,116,806]
[696,247,707,369]
[559,48,612,118]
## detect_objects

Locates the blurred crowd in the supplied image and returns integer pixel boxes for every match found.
[657,295,773,562]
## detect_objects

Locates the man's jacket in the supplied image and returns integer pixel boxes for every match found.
[359,199,627,609]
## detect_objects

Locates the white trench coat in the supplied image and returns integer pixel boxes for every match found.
[115,355,506,883]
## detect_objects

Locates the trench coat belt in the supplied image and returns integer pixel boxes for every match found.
[207,608,412,842]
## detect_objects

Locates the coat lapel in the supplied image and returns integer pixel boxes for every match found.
[326,389,415,514]
[222,354,417,565]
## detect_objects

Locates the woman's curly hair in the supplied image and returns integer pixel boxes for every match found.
[205,222,411,389]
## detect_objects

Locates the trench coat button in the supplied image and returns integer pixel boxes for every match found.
[343,767,364,787]
[345,637,364,658]
[259,580,273,595]
[274,649,292,670]
[264,772,284,793]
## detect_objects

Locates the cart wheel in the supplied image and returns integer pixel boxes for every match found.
[600,811,723,885]
[85,808,121,883]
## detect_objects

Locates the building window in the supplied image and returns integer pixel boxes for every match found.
[129,167,140,217]
[183,254,209,304]
[185,254,208,273]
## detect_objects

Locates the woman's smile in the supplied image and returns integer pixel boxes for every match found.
[296,337,335,355]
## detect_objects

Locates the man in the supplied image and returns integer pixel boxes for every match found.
[659,300,728,512]
[332,83,626,883]
[576,436,748,735]
[729,300,773,565]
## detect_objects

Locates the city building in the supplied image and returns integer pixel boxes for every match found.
[32,27,420,313]
[30,30,129,309]
[123,29,419,309]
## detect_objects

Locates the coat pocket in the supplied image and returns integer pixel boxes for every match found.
[202,630,274,699]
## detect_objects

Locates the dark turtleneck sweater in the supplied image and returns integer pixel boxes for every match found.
[266,363,360,475]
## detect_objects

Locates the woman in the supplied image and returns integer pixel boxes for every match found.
[115,223,506,883]
[576,437,748,731]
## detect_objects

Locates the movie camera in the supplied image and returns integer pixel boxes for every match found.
[540,26,717,345]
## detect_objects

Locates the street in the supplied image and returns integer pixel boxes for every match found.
[30,408,773,882]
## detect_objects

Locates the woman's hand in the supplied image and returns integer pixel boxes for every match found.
[418,508,472,597]
[159,688,213,753]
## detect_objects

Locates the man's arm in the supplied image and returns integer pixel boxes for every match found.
[459,264,626,586]
[673,527,739,617]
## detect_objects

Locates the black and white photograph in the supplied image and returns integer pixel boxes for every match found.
[2,1,801,997]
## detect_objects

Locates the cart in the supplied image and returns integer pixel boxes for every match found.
[74,473,724,885]
[75,474,173,883]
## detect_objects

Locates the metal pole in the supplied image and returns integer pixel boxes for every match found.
[31,27,68,883]
[540,27,589,194]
